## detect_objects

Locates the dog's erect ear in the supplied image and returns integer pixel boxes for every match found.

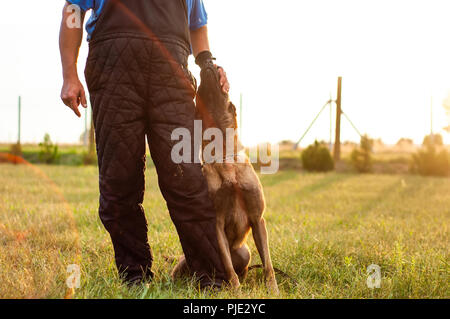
[228,102,237,116]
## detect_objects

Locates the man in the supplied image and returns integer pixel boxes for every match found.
[59,0,230,288]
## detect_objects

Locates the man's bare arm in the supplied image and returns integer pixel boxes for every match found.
[59,1,87,117]
[190,26,230,93]
[190,25,210,57]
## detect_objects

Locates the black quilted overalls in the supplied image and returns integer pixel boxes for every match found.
[84,0,226,287]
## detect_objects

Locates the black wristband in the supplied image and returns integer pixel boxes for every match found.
[195,51,215,69]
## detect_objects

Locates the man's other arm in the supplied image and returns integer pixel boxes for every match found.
[59,1,87,118]
[190,26,230,93]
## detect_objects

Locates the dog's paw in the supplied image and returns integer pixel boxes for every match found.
[230,274,241,290]
[267,278,279,295]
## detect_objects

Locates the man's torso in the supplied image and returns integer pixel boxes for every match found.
[67,0,208,41]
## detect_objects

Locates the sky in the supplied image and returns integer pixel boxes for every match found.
[0,0,449,146]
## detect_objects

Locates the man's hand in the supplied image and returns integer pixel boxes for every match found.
[195,51,231,94]
[217,66,230,94]
[61,77,87,118]
[59,1,86,117]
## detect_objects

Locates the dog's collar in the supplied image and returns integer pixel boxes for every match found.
[202,150,246,164]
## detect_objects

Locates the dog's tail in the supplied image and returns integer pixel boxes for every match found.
[248,264,298,285]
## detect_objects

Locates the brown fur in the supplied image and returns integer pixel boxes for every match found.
[171,66,278,293]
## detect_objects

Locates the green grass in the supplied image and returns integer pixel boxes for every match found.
[0,164,448,299]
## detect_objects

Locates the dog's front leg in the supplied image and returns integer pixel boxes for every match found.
[216,219,240,289]
[212,179,240,289]
[251,217,279,295]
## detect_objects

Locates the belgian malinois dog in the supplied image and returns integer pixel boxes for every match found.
[171,62,278,293]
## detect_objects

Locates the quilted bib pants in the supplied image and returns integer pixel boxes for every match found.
[84,0,226,286]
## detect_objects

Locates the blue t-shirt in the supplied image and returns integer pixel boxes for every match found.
[67,0,208,41]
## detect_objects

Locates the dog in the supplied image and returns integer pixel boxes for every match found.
[171,62,278,294]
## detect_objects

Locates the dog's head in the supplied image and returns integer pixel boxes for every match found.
[196,64,237,131]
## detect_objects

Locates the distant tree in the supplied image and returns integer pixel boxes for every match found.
[372,138,385,152]
[39,133,59,164]
[422,134,443,147]
[396,138,414,146]
[374,138,384,146]
[10,142,22,157]
[410,143,450,177]
[351,135,373,173]
[279,140,294,148]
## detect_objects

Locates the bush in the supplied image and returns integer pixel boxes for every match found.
[351,135,373,173]
[423,134,443,147]
[39,133,59,164]
[410,144,450,177]
[301,141,334,172]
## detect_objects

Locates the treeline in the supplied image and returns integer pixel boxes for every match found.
[301,134,449,177]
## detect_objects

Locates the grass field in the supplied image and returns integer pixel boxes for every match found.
[0,163,448,299]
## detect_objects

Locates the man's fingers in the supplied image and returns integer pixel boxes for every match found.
[219,71,230,92]
[61,81,86,117]
[218,67,226,82]
[61,91,86,117]
[222,82,230,93]
[216,66,230,93]
[72,106,81,118]
[69,98,81,117]
[80,87,88,108]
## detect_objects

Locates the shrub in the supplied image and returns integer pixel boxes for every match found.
[422,134,443,147]
[351,135,373,173]
[39,133,59,164]
[301,141,334,172]
[410,144,450,177]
